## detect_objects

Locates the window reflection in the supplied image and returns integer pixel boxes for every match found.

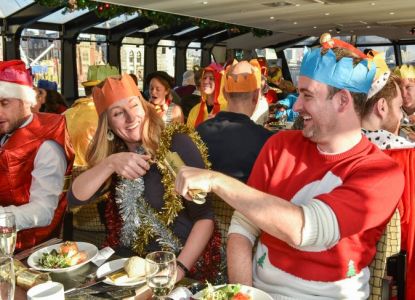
[121,43,145,90]
[401,45,415,65]
[186,42,201,71]
[76,34,108,96]
[20,29,61,91]
[157,40,175,78]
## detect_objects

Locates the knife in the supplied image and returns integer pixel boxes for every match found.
[64,266,126,294]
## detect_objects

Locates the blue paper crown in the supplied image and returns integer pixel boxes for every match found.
[299,47,375,94]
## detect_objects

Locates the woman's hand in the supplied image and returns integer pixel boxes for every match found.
[108,152,151,179]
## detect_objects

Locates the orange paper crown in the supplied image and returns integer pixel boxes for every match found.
[92,74,142,115]
[223,60,260,93]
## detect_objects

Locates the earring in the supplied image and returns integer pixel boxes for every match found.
[107,130,114,141]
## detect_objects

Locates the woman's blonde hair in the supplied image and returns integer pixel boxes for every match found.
[86,94,164,168]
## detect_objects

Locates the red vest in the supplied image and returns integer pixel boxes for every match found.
[0,113,74,251]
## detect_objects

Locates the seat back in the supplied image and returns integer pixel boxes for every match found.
[369,209,401,300]
[211,194,235,282]
[212,194,235,248]
[68,167,107,232]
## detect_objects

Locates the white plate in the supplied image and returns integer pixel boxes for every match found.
[96,258,146,286]
[27,242,98,273]
[193,284,273,300]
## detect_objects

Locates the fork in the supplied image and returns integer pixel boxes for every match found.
[14,238,62,260]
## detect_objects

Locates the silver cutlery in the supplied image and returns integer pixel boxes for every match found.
[14,238,62,261]
[64,266,129,294]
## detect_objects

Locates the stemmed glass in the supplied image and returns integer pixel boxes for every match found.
[0,256,14,300]
[145,251,177,299]
[0,212,16,257]
[0,213,15,300]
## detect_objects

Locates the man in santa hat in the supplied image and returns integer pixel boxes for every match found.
[0,60,74,251]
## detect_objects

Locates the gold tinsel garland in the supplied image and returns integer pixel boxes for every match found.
[155,122,211,225]
[132,122,211,254]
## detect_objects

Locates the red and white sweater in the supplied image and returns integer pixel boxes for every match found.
[229,130,404,299]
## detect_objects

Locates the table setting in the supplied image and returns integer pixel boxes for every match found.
[12,239,146,300]
[2,210,273,300]
[0,212,145,300]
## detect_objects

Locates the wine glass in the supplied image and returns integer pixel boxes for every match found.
[0,213,16,257]
[145,251,177,299]
[0,256,15,300]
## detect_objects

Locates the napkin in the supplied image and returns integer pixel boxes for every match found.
[168,286,193,300]
[91,246,114,267]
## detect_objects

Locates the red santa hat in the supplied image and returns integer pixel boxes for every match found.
[0,60,36,106]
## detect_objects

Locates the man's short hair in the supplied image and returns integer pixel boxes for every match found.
[361,74,401,119]
[226,90,257,102]
[84,86,93,97]
[323,47,371,117]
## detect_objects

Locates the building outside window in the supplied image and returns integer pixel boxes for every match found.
[76,34,107,96]
[157,40,175,78]
[186,42,201,71]
[20,29,61,91]
[121,37,145,90]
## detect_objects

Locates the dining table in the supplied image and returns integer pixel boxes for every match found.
[13,239,154,300]
[14,261,153,299]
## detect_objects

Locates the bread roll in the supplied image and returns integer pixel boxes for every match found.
[124,256,146,278]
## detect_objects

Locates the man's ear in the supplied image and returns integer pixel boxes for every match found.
[252,89,260,105]
[337,89,352,112]
[375,97,388,118]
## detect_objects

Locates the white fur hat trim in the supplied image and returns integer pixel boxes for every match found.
[0,80,36,106]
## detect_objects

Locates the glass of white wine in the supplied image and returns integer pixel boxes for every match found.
[0,212,16,257]
[145,251,177,299]
[0,256,15,300]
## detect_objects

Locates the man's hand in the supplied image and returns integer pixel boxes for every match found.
[407,131,415,142]
[175,166,216,201]
[108,152,151,179]
[408,114,415,124]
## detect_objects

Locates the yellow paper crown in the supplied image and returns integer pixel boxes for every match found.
[366,50,391,98]
[92,74,142,115]
[394,64,415,79]
[366,50,389,79]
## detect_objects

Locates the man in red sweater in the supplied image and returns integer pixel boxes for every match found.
[175,35,405,299]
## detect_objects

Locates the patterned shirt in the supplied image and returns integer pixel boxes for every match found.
[362,128,415,150]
